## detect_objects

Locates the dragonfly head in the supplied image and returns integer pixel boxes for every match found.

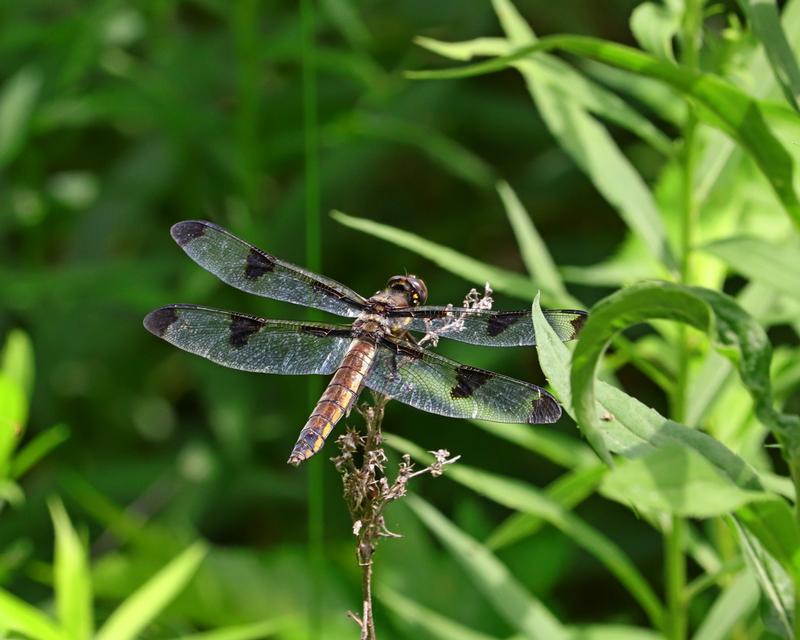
[386,275,428,307]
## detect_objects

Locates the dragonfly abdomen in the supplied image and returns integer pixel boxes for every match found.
[287,339,377,465]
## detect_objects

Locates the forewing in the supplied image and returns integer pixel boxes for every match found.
[390,307,587,347]
[144,304,352,374]
[170,220,367,317]
[364,337,561,423]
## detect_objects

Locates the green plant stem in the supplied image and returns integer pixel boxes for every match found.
[301,0,323,636]
[665,515,687,640]
[665,5,703,639]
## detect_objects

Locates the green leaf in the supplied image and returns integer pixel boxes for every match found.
[389,435,665,631]
[407,35,800,231]
[531,294,768,497]
[569,281,800,462]
[600,443,769,517]
[737,497,800,584]
[0,373,26,473]
[0,588,65,640]
[11,423,70,480]
[629,1,681,61]
[701,236,800,302]
[1,329,35,399]
[737,0,800,111]
[734,518,795,637]
[49,499,93,640]
[172,619,289,640]
[0,67,42,167]
[96,542,208,640]
[497,180,575,306]
[486,464,605,550]
[691,569,760,640]
[331,210,535,298]
[379,585,504,640]
[406,494,570,640]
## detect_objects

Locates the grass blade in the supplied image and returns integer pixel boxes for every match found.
[379,586,504,640]
[331,210,536,298]
[497,180,575,306]
[0,588,65,640]
[407,494,570,640]
[737,0,800,111]
[49,499,93,640]
[701,236,800,302]
[96,542,208,640]
[407,35,800,230]
[691,569,760,640]
[389,434,665,631]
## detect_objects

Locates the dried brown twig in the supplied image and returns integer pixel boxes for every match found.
[332,393,460,640]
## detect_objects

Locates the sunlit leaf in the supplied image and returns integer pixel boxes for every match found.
[737,497,800,584]
[407,494,570,640]
[390,435,664,630]
[49,498,93,640]
[701,235,800,302]
[691,569,760,640]
[629,1,681,61]
[331,210,536,298]
[407,36,800,230]
[96,542,208,640]
[1,330,34,399]
[600,443,769,517]
[379,585,504,640]
[737,0,800,111]
[531,295,769,496]
[0,588,64,640]
[0,67,42,167]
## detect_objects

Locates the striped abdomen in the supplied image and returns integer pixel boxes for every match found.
[287,339,376,465]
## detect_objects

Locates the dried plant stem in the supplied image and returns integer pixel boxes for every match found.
[333,393,459,640]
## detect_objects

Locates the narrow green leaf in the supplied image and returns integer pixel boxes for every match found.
[0,374,26,473]
[1,329,35,399]
[407,35,800,230]
[389,435,665,631]
[497,180,574,305]
[96,542,208,640]
[701,236,800,302]
[0,67,42,167]
[173,618,288,640]
[0,588,65,640]
[734,518,795,637]
[532,294,768,497]
[11,423,70,479]
[629,1,680,61]
[737,497,800,584]
[49,499,93,640]
[600,444,768,517]
[691,569,760,640]
[331,210,535,298]
[379,585,504,640]
[570,281,800,466]
[487,464,605,550]
[571,625,663,640]
[737,0,800,111]
[472,420,597,470]
[407,494,570,640]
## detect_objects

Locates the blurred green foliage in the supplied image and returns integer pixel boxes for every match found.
[2,0,800,638]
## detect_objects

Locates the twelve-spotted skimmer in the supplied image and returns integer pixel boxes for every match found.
[144,221,587,465]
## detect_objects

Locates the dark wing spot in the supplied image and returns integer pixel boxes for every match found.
[170,221,207,246]
[229,314,263,348]
[244,248,275,279]
[569,312,588,338]
[451,366,493,399]
[486,312,525,337]
[144,307,178,337]
[529,392,561,423]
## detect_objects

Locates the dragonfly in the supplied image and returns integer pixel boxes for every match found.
[144,221,587,465]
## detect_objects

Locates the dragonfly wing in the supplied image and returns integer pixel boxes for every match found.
[171,220,367,317]
[364,336,561,423]
[389,307,587,347]
[144,304,353,375]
